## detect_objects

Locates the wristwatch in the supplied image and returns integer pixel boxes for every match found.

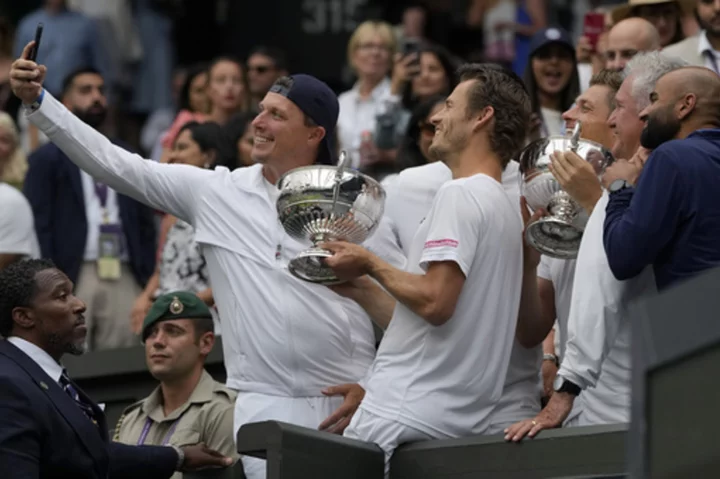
[553,375,581,396]
[608,178,632,193]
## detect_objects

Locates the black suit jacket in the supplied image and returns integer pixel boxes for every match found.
[23,141,156,286]
[0,340,177,479]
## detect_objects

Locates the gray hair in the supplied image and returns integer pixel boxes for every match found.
[622,52,688,111]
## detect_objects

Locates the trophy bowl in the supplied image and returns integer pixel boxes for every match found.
[276,152,386,285]
[518,122,614,259]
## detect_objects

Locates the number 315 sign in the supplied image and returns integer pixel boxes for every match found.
[302,0,368,35]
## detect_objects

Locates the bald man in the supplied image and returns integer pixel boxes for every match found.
[605,18,661,72]
[602,66,720,291]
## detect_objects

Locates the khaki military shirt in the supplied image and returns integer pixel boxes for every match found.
[114,370,238,478]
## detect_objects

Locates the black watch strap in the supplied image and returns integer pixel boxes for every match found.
[557,380,581,396]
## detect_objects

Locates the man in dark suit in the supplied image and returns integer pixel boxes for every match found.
[0,259,233,478]
[23,67,156,351]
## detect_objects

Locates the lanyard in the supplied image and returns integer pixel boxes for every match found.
[705,50,719,76]
[136,417,181,446]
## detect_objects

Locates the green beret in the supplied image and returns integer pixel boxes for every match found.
[142,291,212,340]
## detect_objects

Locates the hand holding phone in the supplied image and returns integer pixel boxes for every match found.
[402,39,421,71]
[583,13,604,53]
[28,23,44,62]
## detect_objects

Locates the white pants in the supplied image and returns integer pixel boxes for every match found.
[343,408,435,478]
[233,392,343,479]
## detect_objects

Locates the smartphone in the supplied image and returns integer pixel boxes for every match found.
[28,23,44,62]
[583,13,604,52]
[403,39,421,72]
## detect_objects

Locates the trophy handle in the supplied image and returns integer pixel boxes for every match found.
[331,150,350,216]
[569,121,581,152]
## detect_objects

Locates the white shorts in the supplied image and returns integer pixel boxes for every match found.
[233,391,343,479]
[343,408,435,478]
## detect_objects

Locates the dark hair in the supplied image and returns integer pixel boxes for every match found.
[176,121,239,170]
[458,63,531,166]
[224,111,257,143]
[208,56,250,111]
[0,259,56,337]
[247,46,288,71]
[61,67,102,99]
[523,43,580,120]
[589,69,623,109]
[178,62,209,113]
[192,317,215,341]
[396,94,447,171]
[401,42,460,111]
[0,17,13,58]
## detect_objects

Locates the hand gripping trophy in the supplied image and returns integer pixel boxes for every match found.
[276,151,386,284]
[518,122,614,259]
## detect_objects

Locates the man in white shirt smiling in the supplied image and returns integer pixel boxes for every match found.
[320,64,530,475]
[505,52,685,442]
[9,41,405,479]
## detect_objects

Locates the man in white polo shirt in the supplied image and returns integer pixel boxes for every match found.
[9,42,404,479]
[321,64,530,474]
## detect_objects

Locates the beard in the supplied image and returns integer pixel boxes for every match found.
[428,126,466,164]
[640,107,680,150]
[73,103,107,129]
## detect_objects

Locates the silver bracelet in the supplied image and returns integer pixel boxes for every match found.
[543,353,559,366]
[171,445,185,471]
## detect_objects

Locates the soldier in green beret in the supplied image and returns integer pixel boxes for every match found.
[113,291,239,477]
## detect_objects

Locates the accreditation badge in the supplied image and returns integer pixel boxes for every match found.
[97,224,122,280]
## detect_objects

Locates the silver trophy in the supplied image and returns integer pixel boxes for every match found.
[276,151,386,284]
[518,122,614,259]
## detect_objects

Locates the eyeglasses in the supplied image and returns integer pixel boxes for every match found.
[248,65,273,74]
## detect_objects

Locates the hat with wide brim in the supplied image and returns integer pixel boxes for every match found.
[611,0,697,24]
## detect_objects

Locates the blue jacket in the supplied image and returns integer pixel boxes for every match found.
[0,340,178,479]
[23,141,156,286]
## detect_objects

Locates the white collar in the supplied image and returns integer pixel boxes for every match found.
[350,77,391,103]
[697,31,718,56]
[7,336,64,383]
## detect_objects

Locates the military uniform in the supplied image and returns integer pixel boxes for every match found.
[114,291,239,478]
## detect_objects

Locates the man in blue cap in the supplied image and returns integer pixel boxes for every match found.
[10,41,405,479]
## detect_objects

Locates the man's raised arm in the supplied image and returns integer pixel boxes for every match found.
[10,42,207,224]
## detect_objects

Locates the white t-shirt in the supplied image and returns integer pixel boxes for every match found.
[29,91,407,399]
[359,174,523,438]
[537,256,576,361]
[384,160,521,256]
[559,192,656,425]
[383,160,541,429]
[0,183,40,260]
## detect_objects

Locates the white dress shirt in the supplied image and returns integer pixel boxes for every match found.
[7,336,64,383]
[698,31,720,75]
[558,193,657,425]
[28,91,406,398]
[337,78,392,168]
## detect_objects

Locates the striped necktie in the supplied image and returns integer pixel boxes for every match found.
[60,371,97,426]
